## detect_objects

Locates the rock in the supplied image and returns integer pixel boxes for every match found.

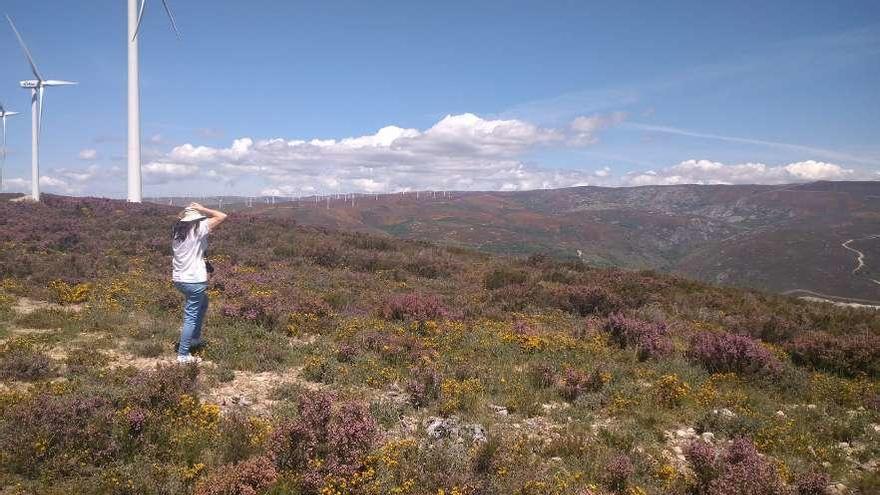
[424,416,486,443]
[713,408,736,419]
[675,428,696,439]
[701,432,715,443]
[489,404,508,416]
[425,416,455,439]
[807,404,817,410]
[827,482,848,495]
[775,410,785,418]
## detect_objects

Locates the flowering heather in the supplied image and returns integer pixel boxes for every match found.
[794,471,830,495]
[0,338,55,381]
[0,392,117,476]
[605,313,673,361]
[270,390,378,490]
[194,456,278,495]
[405,363,442,407]
[1,196,879,493]
[548,284,622,316]
[556,367,607,402]
[379,292,447,321]
[686,438,785,495]
[788,331,880,377]
[125,364,200,410]
[687,332,782,377]
[604,453,634,490]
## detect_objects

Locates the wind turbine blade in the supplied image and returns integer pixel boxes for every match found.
[43,80,79,86]
[161,0,181,38]
[5,15,43,81]
[0,102,5,115]
[132,0,147,41]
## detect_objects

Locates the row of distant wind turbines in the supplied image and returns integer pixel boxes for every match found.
[0,0,177,202]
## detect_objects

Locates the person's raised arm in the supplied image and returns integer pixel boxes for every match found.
[190,202,227,231]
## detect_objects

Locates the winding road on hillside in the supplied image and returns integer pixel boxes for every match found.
[842,234,880,285]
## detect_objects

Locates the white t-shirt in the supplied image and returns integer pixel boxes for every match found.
[172,221,210,283]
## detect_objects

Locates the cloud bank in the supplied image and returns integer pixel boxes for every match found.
[6,113,873,196]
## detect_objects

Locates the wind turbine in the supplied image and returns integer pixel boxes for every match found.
[128,0,180,203]
[6,14,77,202]
[0,101,19,192]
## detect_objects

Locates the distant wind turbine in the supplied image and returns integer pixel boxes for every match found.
[128,0,180,203]
[0,101,19,192]
[6,15,77,202]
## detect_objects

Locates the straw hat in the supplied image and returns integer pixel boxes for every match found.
[178,207,207,222]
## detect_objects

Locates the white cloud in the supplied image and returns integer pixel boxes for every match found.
[7,112,869,197]
[784,160,851,180]
[622,159,855,186]
[570,112,627,145]
[143,113,608,194]
[78,148,98,160]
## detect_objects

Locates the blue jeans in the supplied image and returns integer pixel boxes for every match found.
[174,282,208,356]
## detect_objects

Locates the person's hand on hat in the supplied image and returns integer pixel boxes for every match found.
[189,202,206,212]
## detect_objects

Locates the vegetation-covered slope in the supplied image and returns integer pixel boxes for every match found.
[0,195,878,494]
[242,181,880,301]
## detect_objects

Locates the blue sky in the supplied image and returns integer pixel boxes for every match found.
[1,0,879,197]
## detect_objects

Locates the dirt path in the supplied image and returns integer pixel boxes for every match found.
[841,234,880,274]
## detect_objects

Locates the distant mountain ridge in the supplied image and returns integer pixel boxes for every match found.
[142,181,880,301]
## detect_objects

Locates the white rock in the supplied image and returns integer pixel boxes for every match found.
[775,410,785,418]
[827,482,848,495]
[701,432,715,443]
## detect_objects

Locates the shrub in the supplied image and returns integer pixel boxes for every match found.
[194,456,278,495]
[405,363,442,407]
[788,331,880,377]
[605,313,673,361]
[48,279,92,304]
[687,332,781,377]
[528,362,557,389]
[489,283,540,312]
[336,343,359,363]
[379,292,447,321]
[604,453,634,490]
[125,364,200,410]
[794,471,830,495]
[483,267,528,290]
[547,285,622,316]
[0,338,55,381]
[556,367,607,402]
[0,392,116,476]
[653,373,690,407]
[685,438,785,495]
[440,377,484,415]
[269,391,377,490]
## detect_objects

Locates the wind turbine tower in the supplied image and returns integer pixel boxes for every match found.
[128,0,180,203]
[6,15,77,202]
[0,102,19,192]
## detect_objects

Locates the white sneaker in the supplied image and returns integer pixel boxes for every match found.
[177,354,203,364]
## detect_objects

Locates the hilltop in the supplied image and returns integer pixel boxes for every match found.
[0,195,878,494]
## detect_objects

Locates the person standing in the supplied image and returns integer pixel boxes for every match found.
[171,202,227,363]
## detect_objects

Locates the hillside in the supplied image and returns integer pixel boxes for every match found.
[0,195,878,494]
[232,182,880,302]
